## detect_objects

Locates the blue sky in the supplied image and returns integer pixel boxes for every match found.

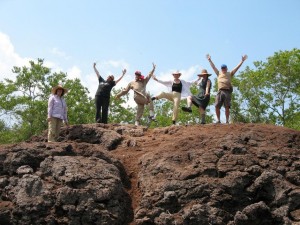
[0,0,299,101]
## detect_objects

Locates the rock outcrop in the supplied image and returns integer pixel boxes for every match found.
[0,123,300,225]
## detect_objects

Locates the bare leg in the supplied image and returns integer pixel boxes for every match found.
[215,106,221,123]
[182,96,193,113]
[199,107,206,124]
[225,107,230,123]
[186,96,192,107]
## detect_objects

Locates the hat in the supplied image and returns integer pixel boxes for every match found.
[135,71,143,76]
[197,69,212,77]
[221,64,227,69]
[172,71,181,76]
[51,84,68,96]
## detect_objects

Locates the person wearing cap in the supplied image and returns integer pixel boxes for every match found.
[182,69,212,124]
[207,54,248,123]
[47,84,68,142]
[93,63,126,124]
[116,63,156,126]
[151,71,195,125]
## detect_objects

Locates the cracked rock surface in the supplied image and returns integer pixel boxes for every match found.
[0,123,300,225]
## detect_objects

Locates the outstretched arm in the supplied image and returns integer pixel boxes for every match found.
[145,63,156,82]
[115,82,132,99]
[93,62,100,79]
[206,54,219,75]
[187,76,201,86]
[231,55,248,76]
[115,69,127,84]
[152,74,172,86]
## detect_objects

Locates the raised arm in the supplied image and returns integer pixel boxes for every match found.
[145,63,156,82]
[115,69,127,84]
[206,54,219,75]
[93,62,100,79]
[231,55,248,76]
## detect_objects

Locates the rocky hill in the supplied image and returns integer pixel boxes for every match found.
[0,123,300,225]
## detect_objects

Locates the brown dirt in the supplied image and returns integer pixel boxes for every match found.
[110,123,300,224]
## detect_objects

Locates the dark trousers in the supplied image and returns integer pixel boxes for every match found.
[95,95,110,124]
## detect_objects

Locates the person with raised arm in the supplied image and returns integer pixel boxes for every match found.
[207,54,248,124]
[116,63,156,126]
[93,62,126,124]
[151,71,195,125]
[182,69,212,124]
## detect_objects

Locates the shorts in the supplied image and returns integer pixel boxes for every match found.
[215,89,231,108]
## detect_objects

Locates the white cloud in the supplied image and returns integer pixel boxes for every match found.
[0,32,31,80]
[50,47,70,60]
[67,66,82,80]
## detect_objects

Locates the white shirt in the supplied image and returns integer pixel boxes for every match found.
[156,79,196,99]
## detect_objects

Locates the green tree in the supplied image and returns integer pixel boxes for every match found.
[0,59,94,143]
[108,88,135,124]
[64,78,94,125]
[233,48,300,129]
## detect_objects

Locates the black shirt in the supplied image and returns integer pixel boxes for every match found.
[172,81,183,93]
[95,76,116,97]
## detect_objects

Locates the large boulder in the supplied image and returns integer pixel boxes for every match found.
[0,123,300,225]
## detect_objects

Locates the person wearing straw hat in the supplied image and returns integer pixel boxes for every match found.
[151,71,195,125]
[182,69,212,124]
[116,63,156,126]
[207,54,247,123]
[93,62,126,124]
[47,84,68,142]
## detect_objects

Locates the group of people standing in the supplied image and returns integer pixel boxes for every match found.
[47,54,247,142]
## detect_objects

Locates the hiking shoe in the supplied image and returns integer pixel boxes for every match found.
[215,121,221,124]
[182,106,192,113]
[134,121,140,126]
[148,116,157,122]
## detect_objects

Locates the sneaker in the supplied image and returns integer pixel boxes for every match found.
[215,121,221,124]
[151,97,156,101]
[134,121,140,126]
[148,116,157,122]
[172,120,176,125]
[182,106,192,113]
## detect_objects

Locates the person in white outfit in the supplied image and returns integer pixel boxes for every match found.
[151,71,196,125]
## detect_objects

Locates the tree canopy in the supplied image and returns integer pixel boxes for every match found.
[0,49,299,143]
[232,48,300,130]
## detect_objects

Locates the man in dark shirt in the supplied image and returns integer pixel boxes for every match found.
[93,62,126,123]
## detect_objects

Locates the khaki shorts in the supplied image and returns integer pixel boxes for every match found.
[215,89,231,108]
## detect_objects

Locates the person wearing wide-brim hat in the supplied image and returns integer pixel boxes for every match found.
[152,70,196,125]
[182,69,212,124]
[207,54,247,124]
[47,84,68,142]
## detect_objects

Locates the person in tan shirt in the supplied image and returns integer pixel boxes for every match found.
[116,63,156,126]
[207,54,248,124]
